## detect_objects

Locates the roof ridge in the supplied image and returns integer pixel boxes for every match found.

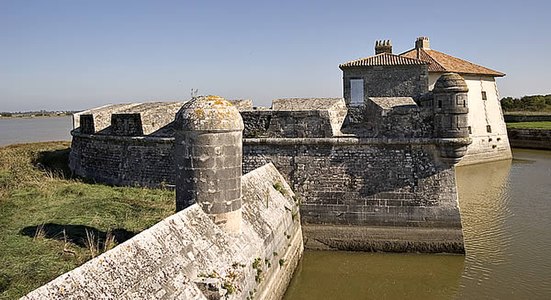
[398,47,504,76]
[339,52,427,68]
[419,48,446,70]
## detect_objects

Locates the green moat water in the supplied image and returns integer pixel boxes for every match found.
[285,149,551,299]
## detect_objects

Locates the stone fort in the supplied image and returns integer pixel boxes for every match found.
[24,37,512,299]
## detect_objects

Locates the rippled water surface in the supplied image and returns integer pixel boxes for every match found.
[285,149,551,299]
[0,116,72,146]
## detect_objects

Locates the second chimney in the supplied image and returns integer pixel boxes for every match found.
[375,40,392,55]
[415,36,430,49]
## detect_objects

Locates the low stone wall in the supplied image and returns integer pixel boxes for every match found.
[23,164,303,299]
[507,128,551,150]
[504,114,551,123]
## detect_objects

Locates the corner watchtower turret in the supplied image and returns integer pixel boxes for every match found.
[174,95,244,234]
[433,73,469,138]
[433,73,471,164]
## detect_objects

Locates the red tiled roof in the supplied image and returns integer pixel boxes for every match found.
[400,48,505,77]
[339,52,428,69]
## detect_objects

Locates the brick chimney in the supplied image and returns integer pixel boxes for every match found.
[375,40,392,55]
[415,36,430,49]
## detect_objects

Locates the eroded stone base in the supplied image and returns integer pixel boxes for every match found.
[303,225,465,254]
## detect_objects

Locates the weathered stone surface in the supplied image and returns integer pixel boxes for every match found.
[175,96,244,234]
[175,96,244,132]
[74,102,183,136]
[342,97,434,138]
[68,92,468,252]
[23,164,303,300]
[507,128,551,150]
[342,65,429,106]
[242,138,464,253]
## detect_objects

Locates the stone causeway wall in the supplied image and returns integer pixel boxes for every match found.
[507,128,551,150]
[24,164,303,299]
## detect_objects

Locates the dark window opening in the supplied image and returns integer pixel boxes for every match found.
[438,100,442,108]
[468,126,472,134]
[482,91,487,100]
[486,125,492,133]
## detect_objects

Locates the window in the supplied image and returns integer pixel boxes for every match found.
[350,79,364,106]
[468,126,472,134]
[481,91,487,100]
[486,125,492,133]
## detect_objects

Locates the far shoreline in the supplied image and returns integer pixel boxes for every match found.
[0,114,75,119]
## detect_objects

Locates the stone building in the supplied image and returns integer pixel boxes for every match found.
[340,40,429,105]
[341,37,512,165]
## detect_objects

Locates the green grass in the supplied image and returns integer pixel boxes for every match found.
[0,142,174,299]
[506,121,551,129]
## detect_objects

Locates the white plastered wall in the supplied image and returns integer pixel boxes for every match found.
[429,73,512,165]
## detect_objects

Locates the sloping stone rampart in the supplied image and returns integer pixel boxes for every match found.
[24,164,303,299]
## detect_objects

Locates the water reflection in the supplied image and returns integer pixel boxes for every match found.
[286,149,551,299]
[456,159,513,289]
[285,251,464,300]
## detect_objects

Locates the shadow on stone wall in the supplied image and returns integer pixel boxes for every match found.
[20,224,135,248]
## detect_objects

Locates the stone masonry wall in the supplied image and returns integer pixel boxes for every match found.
[24,164,303,300]
[69,134,175,187]
[507,128,551,150]
[342,98,434,138]
[343,65,429,104]
[242,138,464,252]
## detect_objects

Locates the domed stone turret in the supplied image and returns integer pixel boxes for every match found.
[174,95,244,234]
[175,95,244,132]
[433,73,471,164]
[433,73,469,138]
[433,72,468,93]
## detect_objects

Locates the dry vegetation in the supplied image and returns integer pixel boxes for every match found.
[0,142,174,299]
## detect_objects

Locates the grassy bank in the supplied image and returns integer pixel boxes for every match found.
[506,122,551,129]
[0,142,174,299]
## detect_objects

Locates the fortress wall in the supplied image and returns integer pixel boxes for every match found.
[115,102,183,136]
[243,138,464,253]
[344,98,434,138]
[69,132,464,253]
[74,103,143,133]
[267,110,337,138]
[241,110,272,137]
[24,164,303,300]
[240,101,347,138]
[69,133,176,187]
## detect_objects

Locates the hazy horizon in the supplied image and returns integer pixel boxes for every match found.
[2,0,550,112]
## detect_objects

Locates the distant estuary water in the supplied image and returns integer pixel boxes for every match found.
[0,116,72,146]
[285,149,551,300]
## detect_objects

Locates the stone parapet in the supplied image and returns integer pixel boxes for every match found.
[23,164,303,299]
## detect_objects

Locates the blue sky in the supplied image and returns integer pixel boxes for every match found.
[1,0,550,111]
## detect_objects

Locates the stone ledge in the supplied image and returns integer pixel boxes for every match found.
[302,224,464,254]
